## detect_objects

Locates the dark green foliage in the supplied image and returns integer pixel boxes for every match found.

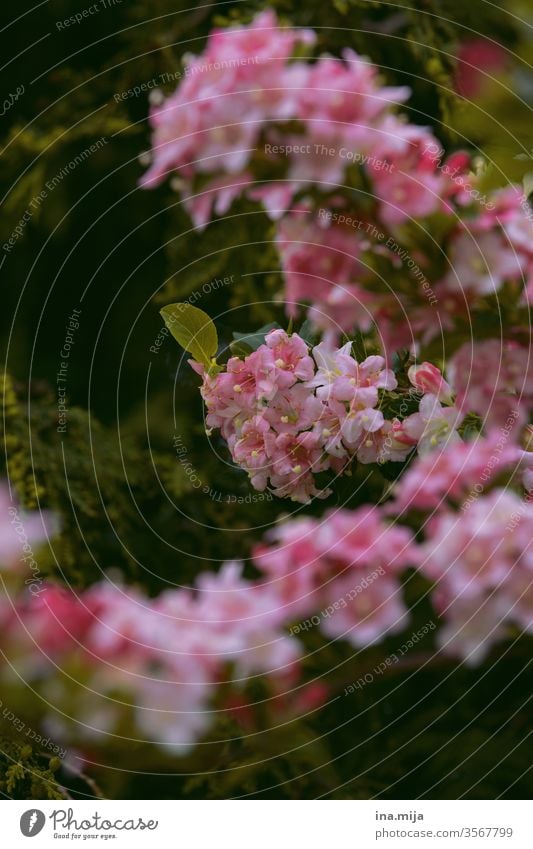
[0,737,66,800]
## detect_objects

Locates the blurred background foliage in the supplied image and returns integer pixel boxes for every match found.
[1,0,532,799]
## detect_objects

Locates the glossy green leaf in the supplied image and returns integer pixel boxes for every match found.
[231,322,280,352]
[160,303,218,367]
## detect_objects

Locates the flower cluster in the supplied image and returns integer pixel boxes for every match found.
[254,506,416,645]
[0,502,419,752]
[419,488,533,664]
[141,11,533,354]
[391,429,523,513]
[449,339,533,428]
[140,10,409,209]
[254,484,533,666]
[2,462,532,751]
[194,330,465,502]
[1,564,302,753]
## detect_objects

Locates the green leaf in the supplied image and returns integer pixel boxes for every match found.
[231,322,280,352]
[229,340,254,358]
[297,319,318,346]
[523,172,533,200]
[160,303,218,367]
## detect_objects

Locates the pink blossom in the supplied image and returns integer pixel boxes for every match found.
[356,418,415,464]
[275,212,365,327]
[371,123,447,225]
[320,572,408,647]
[311,398,348,458]
[420,488,533,662]
[20,586,93,657]
[442,229,526,295]
[408,362,453,404]
[307,342,396,400]
[297,51,409,145]
[264,384,324,435]
[392,430,523,512]
[140,11,315,193]
[247,181,299,220]
[264,328,315,384]
[314,507,417,574]
[340,394,385,446]
[270,430,327,489]
[182,173,253,230]
[134,673,215,752]
[435,594,513,665]
[230,414,274,490]
[203,10,315,72]
[193,336,447,501]
[253,506,417,626]
[449,340,533,427]
[402,394,463,455]
[253,517,326,616]
[420,489,533,600]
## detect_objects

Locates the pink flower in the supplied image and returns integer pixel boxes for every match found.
[340,393,385,446]
[197,365,247,432]
[226,354,265,402]
[358,355,397,390]
[356,418,414,464]
[21,586,93,657]
[312,398,349,459]
[371,123,448,226]
[419,487,533,663]
[307,284,375,338]
[408,362,453,404]
[297,51,409,145]
[264,384,324,435]
[248,181,299,220]
[140,11,315,193]
[275,212,366,328]
[230,414,274,490]
[448,340,533,428]
[193,337,466,501]
[306,340,357,396]
[307,342,396,400]
[253,506,417,623]
[402,394,463,455]
[313,507,416,573]
[442,229,526,295]
[182,173,253,230]
[320,571,408,647]
[392,430,523,512]
[435,594,512,665]
[264,328,315,384]
[420,489,533,600]
[253,517,326,616]
[134,673,215,752]
[203,10,315,73]
[270,430,327,479]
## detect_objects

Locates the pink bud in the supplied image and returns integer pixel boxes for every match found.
[408,362,453,404]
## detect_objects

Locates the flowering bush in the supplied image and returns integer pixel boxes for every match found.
[140,10,533,746]
[2,2,533,799]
